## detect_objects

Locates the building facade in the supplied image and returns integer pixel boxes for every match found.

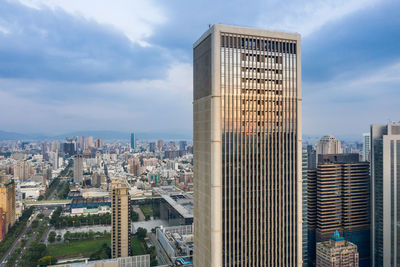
[316,230,359,267]
[371,123,400,267]
[130,133,136,150]
[111,178,131,258]
[0,179,16,235]
[303,150,308,267]
[316,135,342,157]
[308,154,370,266]
[193,24,302,266]
[73,155,84,183]
[362,133,371,162]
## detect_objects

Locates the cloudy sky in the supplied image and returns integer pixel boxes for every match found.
[0,0,399,137]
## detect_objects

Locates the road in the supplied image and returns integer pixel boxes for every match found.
[0,210,39,267]
[14,208,53,265]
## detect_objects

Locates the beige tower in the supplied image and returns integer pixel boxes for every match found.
[193,24,302,266]
[111,178,131,258]
[0,179,16,233]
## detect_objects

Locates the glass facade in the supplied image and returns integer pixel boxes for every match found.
[220,33,299,266]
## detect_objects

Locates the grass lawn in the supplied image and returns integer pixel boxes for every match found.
[131,237,146,256]
[139,204,153,218]
[46,237,111,259]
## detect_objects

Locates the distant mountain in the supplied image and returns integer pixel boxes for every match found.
[0,130,192,141]
[0,130,47,141]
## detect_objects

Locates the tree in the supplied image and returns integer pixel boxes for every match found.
[136,227,147,240]
[56,234,62,242]
[131,208,139,222]
[48,231,56,243]
[38,256,57,266]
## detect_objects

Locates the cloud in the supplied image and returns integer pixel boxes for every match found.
[16,0,167,45]
[303,60,400,135]
[0,1,172,82]
[0,63,193,134]
[257,0,381,36]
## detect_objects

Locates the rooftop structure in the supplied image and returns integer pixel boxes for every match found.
[156,225,193,266]
[316,231,359,267]
[54,255,150,267]
[153,186,193,225]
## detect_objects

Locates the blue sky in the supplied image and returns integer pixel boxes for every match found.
[0,0,399,137]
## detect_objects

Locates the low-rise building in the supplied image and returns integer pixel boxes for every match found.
[316,230,359,267]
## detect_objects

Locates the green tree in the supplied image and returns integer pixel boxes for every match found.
[136,227,147,240]
[48,231,56,243]
[38,256,57,266]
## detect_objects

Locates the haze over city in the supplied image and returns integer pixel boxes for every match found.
[1,0,400,138]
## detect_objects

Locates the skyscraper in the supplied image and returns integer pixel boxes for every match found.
[302,150,309,267]
[73,155,83,183]
[0,179,16,234]
[130,133,136,150]
[362,133,370,162]
[371,123,400,267]
[111,178,131,258]
[308,154,370,266]
[193,24,302,266]
[316,135,342,156]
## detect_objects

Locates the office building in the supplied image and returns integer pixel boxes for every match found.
[149,142,156,153]
[308,154,370,266]
[111,178,131,258]
[73,155,84,183]
[86,136,94,148]
[130,133,136,150]
[302,150,308,267]
[157,140,163,150]
[371,123,400,267]
[179,141,187,151]
[316,231,359,267]
[0,179,16,234]
[307,145,317,169]
[94,138,103,149]
[13,160,30,181]
[193,24,302,266]
[362,133,370,162]
[316,135,342,156]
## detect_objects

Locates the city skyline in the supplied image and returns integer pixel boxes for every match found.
[1,0,400,136]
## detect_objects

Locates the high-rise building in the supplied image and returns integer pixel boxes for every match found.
[308,154,370,266]
[73,155,84,183]
[303,150,309,267]
[316,135,342,156]
[157,140,163,151]
[78,136,85,151]
[307,145,317,169]
[316,231,359,267]
[179,141,187,151]
[149,142,156,153]
[94,138,103,149]
[0,179,16,235]
[13,160,30,181]
[193,24,302,266]
[362,133,370,162]
[130,133,136,150]
[371,123,400,267]
[86,136,94,148]
[111,178,131,258]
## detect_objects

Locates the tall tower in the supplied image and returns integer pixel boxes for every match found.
[73,155,83,183]
[371,123,400,267]
[316,135,342,156]
[130,133,136,150]
[362,133,371,162]
[111,178,131,258]
[193,24,302,266]
[0,179,16,234]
